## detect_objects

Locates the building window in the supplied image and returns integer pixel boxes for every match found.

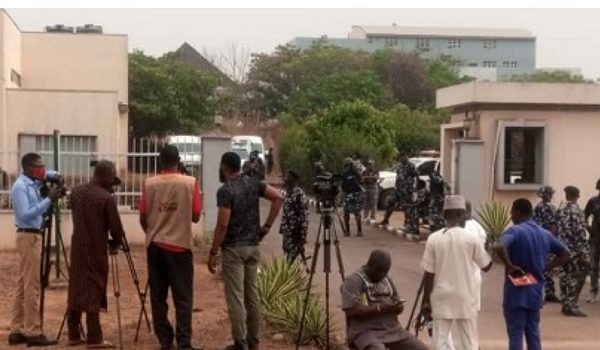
[502,61,510,68]
[448,39,462,48]
[10,69,21,87]
[416,38,430,50]
[468,62,478,67]
[483,61,497,68]
[385,37,399,47]
[510,61,518,68]
[18,134,98,175]
[483,39,497,49]
[496,121,546,189]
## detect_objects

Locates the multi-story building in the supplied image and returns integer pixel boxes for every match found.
[0,9,128,174]
[289,24,537,81]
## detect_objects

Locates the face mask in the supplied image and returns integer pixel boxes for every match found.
[31,167,46,181]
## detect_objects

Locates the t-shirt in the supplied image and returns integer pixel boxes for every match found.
[500,219,567,310]
[421,226,492,319]
[217,174,266,247]
[465,219,488,311]
[341,268,408,346]
[585,196,600,241]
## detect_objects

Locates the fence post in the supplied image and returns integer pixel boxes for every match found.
[53,129,63,280]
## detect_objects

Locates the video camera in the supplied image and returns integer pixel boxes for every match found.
[313,173,342,211]
[39,176,67,199]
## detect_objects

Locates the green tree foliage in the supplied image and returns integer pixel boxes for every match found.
[390,104,449,155]
[509,70,592,83]
[427,55,474,90]
[129,50,219,137]
[380,52,434,109]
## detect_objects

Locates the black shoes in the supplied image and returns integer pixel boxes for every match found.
[25,334,58,347]
[545,294,562,303]
[562,308,587,317]
[8,333,27,346]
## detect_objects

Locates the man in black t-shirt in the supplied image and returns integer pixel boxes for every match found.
[208,152,283,350]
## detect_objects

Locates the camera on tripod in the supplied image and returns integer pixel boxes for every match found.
[39,177,68,199]
[313,173,342,211]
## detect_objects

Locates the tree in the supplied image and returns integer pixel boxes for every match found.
[381,52,434,109]
[388,104,449,155]
[129,50,219,137]
[426,55,473,90]
[509,70,592,83]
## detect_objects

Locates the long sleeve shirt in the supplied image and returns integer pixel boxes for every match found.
[11,171,59,230]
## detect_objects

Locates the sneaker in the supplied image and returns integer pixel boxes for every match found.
[562,309,588,317]
[545,294,562,303]
[8,333,27,346]
[587,293,599,303]
[25,334,58,347]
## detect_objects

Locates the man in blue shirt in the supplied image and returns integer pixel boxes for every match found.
[495,198,570,350]
[8,153,62,347]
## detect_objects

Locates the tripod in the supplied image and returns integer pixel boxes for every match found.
[55,235,152,343]
[295,204,346,350]
[109,245,124,350]
[405,276,431,337]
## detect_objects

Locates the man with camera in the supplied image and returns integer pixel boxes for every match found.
[67,160,125,348]
[342,249,427,350]
[8,153,62,346]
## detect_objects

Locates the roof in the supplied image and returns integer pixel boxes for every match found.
[174,42,234,85]
[352,25,534,39]
[436,82,600,109]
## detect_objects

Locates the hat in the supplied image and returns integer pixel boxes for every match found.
[537,185,555,198]
[444,195,466,211]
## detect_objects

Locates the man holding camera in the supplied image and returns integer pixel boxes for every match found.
[67,160,125,348]
[8,153,62,346]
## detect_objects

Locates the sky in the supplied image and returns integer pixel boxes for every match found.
[7,8,600,78]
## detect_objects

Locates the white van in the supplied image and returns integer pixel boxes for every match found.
[231,135,265,163]
[167,135,202,172]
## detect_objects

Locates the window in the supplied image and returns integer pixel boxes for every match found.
[503,61,510,68]
[468,62,478,67]
[448,39,462,48]
[483,61,497,68]
[18,134,98,176]
[417,161,437,176]
[496,121,547,189]
[510,61,518,68]
[385,37,399,47]
[483,39,497,49]
[416,38,430,50]
[10,69,21,87]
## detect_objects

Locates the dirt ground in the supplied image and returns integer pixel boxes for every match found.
[0,246,302,350]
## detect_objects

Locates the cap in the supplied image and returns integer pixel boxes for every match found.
[444,195,466,211]
[537,185,555,198]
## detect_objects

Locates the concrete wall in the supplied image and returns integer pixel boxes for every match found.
[3,89,122,173]
[446,108,600,207]
[0,210,205,251]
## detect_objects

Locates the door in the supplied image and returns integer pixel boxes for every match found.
[454,140,485,215]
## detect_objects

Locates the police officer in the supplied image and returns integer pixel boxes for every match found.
[405,180,429,240]
[533,185,561,303]
[361,159,379,222]
[428,170,446,232]
[584,178,600,303]
[242,150,266,180]
[556,186,590,317]
[379,153,417,227]
[342,158,364,237]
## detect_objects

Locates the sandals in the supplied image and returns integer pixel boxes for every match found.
[87,340,117,349]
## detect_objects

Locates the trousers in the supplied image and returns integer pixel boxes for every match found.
[590,242,600,294]
[504,307,541,350]
[559,262,586,312]
[431,318,478,350]
[68,311,102,344]
[10,234,42,337]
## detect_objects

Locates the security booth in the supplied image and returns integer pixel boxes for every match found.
[200,130,232,232]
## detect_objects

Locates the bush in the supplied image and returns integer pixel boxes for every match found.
[257,257,333,348]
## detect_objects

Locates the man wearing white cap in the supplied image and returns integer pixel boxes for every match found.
[420,195,493,350]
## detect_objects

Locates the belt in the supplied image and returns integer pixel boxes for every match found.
[16,228,43,234]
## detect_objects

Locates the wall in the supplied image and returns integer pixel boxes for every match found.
[1,11,23,157]
[450,108,600,207]
[3,89,121,173]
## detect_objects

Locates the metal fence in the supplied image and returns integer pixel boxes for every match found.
[0,137,201,210]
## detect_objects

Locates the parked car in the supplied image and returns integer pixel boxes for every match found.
[377,157,441,209]
[167,135,202,174]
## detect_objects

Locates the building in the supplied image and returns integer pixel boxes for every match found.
[0,9,128,175]
[437,81,600,212]
[289,24,537,81]
[174,42,234,86]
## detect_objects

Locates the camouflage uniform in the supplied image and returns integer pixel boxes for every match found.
[342,168,365,236]
[279,186,309,262]
[556,202,590,313]
[533,199,559,299]
[381,161,417,226]
[428,171,446,232]
[362,167,379,220]
[406,187,429,236]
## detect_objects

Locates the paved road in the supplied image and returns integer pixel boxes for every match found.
[259,202,600,349]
